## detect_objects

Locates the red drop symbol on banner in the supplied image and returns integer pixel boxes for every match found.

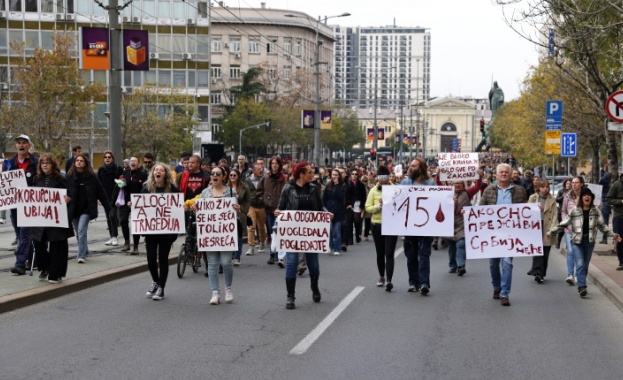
[435,203,445,222]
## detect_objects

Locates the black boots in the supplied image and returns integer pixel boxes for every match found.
[267,253,276,265]
[286,278,296,309]
[311,275,321,303]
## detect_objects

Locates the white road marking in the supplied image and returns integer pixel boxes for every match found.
[290,286,365,355]
[394,246,404,259]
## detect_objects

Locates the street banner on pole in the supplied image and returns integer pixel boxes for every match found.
[301,110,314,129]
[16,188,68,228]
[123,30,150,71]
[320,110,332,129]
[131,193,185,235]
[381,185,454,236]
[0,170,27,211]
[275,211,330,253]
[80,27,110,70]
[195,197,238,251]
[463,204,543,259]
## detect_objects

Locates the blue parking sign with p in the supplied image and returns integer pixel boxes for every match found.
[546,100,563,130]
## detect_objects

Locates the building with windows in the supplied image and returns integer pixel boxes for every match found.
[333,24,431,111]
[0,0,210,159]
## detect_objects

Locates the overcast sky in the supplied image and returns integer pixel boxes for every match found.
[235,0,540,101]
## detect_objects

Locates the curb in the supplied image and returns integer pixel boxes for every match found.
[0,255,177,315]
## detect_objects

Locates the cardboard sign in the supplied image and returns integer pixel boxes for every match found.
[586,183,602,207]
[0,170,28,210]
[131,193,185,235]
[464,203,543,259]
[274,211,331,253]
[16,187,68,228]
[438,153,480,181]
[381,185,454,236]
[195,197,238,251]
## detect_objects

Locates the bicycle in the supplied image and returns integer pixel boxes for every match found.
[177,211,202,278]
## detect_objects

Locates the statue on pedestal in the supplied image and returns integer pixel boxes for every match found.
[488,81,505,116]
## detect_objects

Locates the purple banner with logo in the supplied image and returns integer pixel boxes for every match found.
[301,110,314,129]
[123,30,149,71]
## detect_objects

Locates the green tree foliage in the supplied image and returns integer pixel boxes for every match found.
[120,87,194,160]
[0,32,104,156]
[216,98,272,154]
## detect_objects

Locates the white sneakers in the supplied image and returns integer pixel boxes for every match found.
[105,237,119,246]
[565,275,575,285]
[77,258,85,264]
[225,287,234,303]
[333,251,341,256]
[210,290,221,305]
[258,243,266,253]
[245,246,255,256]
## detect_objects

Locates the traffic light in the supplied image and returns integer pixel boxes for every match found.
[369,148,376,160]
[480,118,485,136]
[265,119,272,132]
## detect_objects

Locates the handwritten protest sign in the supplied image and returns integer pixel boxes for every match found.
[438,153,479,181]
[463,203,543,259]
[274,211,331,253]
[16,187,68,227]
[586,183,602,206]
[381,185,454,236]
[195,197,238,251]
[131,193,185,235]
[0,170,28,211]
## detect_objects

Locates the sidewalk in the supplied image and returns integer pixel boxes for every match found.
[0,215,178,314]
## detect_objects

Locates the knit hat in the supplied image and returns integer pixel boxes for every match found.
[579,187,594,201]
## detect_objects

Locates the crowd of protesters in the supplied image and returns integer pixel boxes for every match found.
[4,135,622,309]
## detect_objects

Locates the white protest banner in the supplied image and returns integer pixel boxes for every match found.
[464,203,543,259]
[274,211,331,253]
[381,185,454,236]
[586,183,602,207]
[131,193,185,235]
[438,152,480,181]
[0,170,28,211]
[195,197,238,252]
[16,187,68,227]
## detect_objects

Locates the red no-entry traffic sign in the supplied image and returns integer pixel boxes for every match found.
[606,91,623,123]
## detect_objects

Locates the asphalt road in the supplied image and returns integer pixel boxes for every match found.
[2,239,623,380]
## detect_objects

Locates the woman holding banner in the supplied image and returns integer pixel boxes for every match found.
[142,163,179,300]
[548,188,621,297]
[366,165,399,292]
[527,179,558,284]
[276,162,332,310]
[66,154,110,264]
[31,153,74,283]
[192,165,239,305]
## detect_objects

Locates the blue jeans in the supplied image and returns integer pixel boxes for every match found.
[285,252,319,279]
[564,232,575,276]
[266,213,277,238]
[11,209,32,268]
[72,214,90,259]
[447,239,466,269]
[571,235,594,288]
[207,251,233,291]
[404,236,433,287]
[330,221,342,252]
[489,257,513,298]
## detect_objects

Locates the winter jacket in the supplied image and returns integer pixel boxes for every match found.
[257,172,287,213]
[478,183,527,206]
[97,163,123,202]
[3,154,38,186]
[66,172,110,221]
[528,192,558,247]
[606,179,623,218]
[278,180,326,212]
[561,191,579,234]
[549,206,616,244]
[323,182,347,222]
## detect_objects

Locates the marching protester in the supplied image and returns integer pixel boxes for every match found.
[606,173,623,271]
[276,162,332,310]
[479,163,527,306]
[257,156,287,263]
[366,165,398,292]
[31,153,74,283]
[64,145,82,173]
[228,168,250,266]
[245,163,267,257]
[322,169,347,256]
[548,187,621,297]
[142,163,180,301]
[189,165,239,305]
[401,158,436,294]
[97,150,123,246]
[555,178,572,249]
[561,176,585,284]
[4,135,38,275]
[444,181,472,278]
[114,156,148,254]
[66,153,110,263]
[361,175,373,241]
[527,178,558,284]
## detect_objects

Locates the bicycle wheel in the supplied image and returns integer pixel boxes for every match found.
[177,243,188,278]
[191,246,200,273]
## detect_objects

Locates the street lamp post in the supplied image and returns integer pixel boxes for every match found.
[285,12,351,166]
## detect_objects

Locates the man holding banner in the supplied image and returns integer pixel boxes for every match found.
[478,163,527,306]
